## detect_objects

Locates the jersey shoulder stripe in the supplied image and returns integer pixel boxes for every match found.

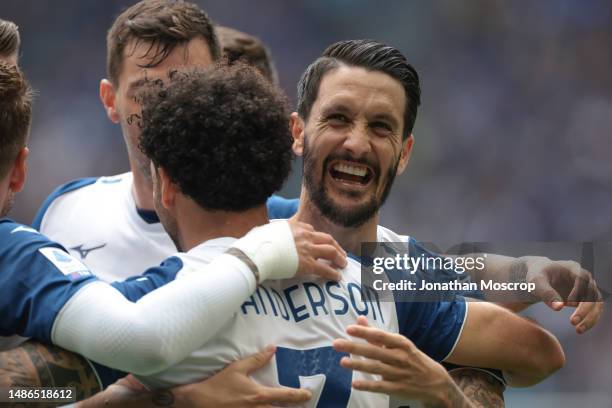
[32,177,99,229]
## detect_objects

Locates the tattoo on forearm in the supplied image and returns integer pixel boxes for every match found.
[450,369,505,408]
[509,259,528,283]
[422,383,473,408]
[0,340,101,402]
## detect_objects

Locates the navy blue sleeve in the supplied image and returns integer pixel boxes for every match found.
[266,195,299,219]
[384,238,469,361]
[395,298,467,362]
[0,219,98,342]
[111,256,183,302]
[31,177,98,229]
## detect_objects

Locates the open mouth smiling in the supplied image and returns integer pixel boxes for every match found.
[328,160,374,187]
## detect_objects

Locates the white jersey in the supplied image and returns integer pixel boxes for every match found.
[34,173,172,282]
[136,226,468,408]
[33,172,299,282]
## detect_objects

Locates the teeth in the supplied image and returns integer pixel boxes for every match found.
[333,163,367,177]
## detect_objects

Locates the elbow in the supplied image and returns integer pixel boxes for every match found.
[519,328,565,386]
[127,350,174,377]
[121,333,176,376]
[540,332,565,377]
[108,322,177,376]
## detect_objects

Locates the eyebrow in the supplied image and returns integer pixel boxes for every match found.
[370,112,400,129]
[320,103,354,117]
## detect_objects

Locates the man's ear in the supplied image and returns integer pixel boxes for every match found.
[290,112,305,157]
[8,147,28,194]
[157,167,177,210]
[100,79,120,123]
[396,134,415,176]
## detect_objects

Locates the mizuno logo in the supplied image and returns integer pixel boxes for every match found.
[70,243,107,259]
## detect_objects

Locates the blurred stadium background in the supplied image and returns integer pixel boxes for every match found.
[2,0,612,406]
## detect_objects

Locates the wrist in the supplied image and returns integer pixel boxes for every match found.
[173,382,197,408]
[423,370,456,408]
[230,220,298,282]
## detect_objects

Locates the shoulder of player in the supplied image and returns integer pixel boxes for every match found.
[0,219,57,250]
[32,173,132,230]
[376,224,441,258]
[266,195,299,220]
[376,224,410,242]
[0,219,76,278]
[173,238,236,273]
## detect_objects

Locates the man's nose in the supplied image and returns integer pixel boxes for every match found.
[341,124,372,158]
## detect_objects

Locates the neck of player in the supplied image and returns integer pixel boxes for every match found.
[294,188,378,256]
[176,198,269,252]
[131,165,156,211]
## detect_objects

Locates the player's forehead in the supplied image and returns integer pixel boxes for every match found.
[118,36,214,93]
[313,65,405,123]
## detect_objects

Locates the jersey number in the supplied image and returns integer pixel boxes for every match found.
[276,346,352,407]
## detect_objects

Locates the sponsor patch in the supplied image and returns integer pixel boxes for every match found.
[38,247,92,279]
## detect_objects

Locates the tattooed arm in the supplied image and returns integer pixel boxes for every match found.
[450,368,505,408]
[0,340,101,405]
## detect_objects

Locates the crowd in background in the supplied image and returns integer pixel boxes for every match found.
[3,0,611,406]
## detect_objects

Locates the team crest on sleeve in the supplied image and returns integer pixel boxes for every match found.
[38,247,92,279]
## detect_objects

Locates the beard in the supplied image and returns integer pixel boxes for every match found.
[0,190,14,218]
[302,135,399,228]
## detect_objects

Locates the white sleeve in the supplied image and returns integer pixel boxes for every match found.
[52,253,255,375]
[51,220,300,376]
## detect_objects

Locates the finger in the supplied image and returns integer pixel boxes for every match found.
[571,301,595,326]
[311,243,347,268]
[567,269,590,303]
[333,339,407,367]
[310,231,347,258]
[354,316,388,347]
[345,324,413,350]
[340,356,406,380]
[233,345,276,374]
[533,275,564,310]
[574,301,603,334]
[295,221,314,232]
[308,259,342,281]
[352,379,401,395]
[251,386,312,404]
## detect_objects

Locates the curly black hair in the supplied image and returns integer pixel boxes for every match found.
[139,64,292,211]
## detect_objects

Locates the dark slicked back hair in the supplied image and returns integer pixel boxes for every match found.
[107,0,220,86]
[297,39,421,139]
[0,63,32,178]
[139,64,292,211]
[216,26,278,84]
[0,19,20,59]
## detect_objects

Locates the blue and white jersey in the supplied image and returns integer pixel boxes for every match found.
[133,225,468,408]
[0,219,98,343]
[33,172,298,282]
